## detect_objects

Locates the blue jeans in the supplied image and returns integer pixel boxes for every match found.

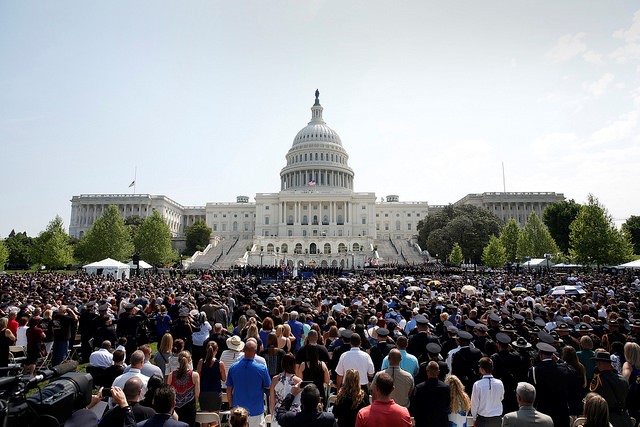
[51,340,69,366]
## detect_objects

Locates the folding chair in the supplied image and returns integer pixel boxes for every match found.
[265,414,272,427]
[9,346,27,365]
[195,411,221,427]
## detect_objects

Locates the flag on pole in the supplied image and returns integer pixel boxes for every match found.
[129,180,135,188]
[308,181,316,186]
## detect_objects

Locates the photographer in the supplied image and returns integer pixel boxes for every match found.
[68,386,136,427]
[99,377,155,427]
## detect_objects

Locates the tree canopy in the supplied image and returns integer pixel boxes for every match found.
[133,210,175,266]
[448,242,464,265]
[76,205,133,262]
[622,215,640,255]
[569,195,633,266]
[517,212,559,260]
[482,235,507,269]
[30,216,74,269]
[4,230,32,269]
[418,204,503,263]
[185,220,212,255]
[543,199,582,254]
[0,240,8,270]
[500,219,520,263]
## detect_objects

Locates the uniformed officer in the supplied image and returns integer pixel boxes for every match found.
[474,323,497,356]
[491,333,520,414]
[415,342,449,384]
[79,302,99,363]
[590,351,633,427]
[555,322,580,351]
[451,330,483,395]
[369,327,396,372]
[602,318,628,353]
[116,303,147,363]
[407,314,440,363]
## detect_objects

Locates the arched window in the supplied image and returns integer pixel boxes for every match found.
[352,243,360,252]
[281,243,288,253]
[287,215,293,225]
[310,243,317,254]
[322,215,329,225]
[324,243,331,254]
[313,215,319,225]
[302,215,308,225]
[295,243,303,254]
[338,243,347,253]
[337,215,344,225]
[315,153,318,160]
[396,220,401,231]
[267,243,274,254]
[321,260,328,268]
[233,221,238,231]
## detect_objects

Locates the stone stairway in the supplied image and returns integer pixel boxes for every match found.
[395,239,427,264]
[214,237,253,268]
[373,239,426,265]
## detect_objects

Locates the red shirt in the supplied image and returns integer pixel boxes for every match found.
[356,399,412,427]
[7,319,18,336]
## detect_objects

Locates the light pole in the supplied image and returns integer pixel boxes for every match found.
[544,253,551,275]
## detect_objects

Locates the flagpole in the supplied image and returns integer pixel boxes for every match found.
[133,167,137,195]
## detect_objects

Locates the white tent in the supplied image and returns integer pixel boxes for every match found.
[523,258,555,269]
[618,259,640,269]
[83,258,130,279]
[127,260,153,270]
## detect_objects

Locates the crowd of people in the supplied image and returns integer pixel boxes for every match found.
[0,267,640,427]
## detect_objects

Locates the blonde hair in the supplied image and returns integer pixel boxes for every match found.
[625,342,640,368]
[336,369,365,409]
[0,318,7,330]
[275,324,284,339]
[282,323,292,337]
[246,324,260,342]
[446,375,471,414]
[159,333,173,354]
[176,351,192,379]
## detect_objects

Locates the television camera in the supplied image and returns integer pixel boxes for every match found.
[0,361,93,427]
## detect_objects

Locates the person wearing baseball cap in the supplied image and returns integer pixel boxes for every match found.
[526,342,573,427]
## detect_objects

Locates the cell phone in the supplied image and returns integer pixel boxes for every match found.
[300,381,313,388]
[102,387,112,398]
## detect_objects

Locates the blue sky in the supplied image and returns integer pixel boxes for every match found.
[1,1,639,236]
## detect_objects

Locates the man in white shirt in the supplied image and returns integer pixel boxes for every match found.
[471,357,504,427]
[335,332,374,390]
[112,350,150,400]
[89,340,114,368]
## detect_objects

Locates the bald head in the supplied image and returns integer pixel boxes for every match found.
[124,376,143,402]
[388,349,402,366]
[244,339,257,357]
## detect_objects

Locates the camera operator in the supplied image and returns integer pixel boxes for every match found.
[99,377,155,427]
[51,305,78,366]
[70,385,136,427]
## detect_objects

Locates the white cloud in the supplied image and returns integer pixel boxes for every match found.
[588,110,639,148]
[609,43,640,64]
[613,10,640,43]
[583,73,615,97]
[582,50,604,65]
[546,32,587,62]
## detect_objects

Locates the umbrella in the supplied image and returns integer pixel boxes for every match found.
[461,285,477,296]
[427,280,442,287]
[402,277,415,283]
[550,285,586,295]
[512,285,527,292]
[406,285,422,292]
[450,275,463,280]
[337,277,348,283]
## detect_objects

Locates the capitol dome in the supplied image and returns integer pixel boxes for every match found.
[280,90,354,192]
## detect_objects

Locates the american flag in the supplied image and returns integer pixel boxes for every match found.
[308,181,316,186]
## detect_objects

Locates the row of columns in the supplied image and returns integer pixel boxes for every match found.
[281,170,353,190]
[280,201,351,225]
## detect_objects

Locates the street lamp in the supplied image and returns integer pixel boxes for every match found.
[544,253,551,275]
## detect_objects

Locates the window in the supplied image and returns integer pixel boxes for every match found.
[265,206,269,210]
[222,223,227,231]
[288,230,293,237]
[362,217,366,224]
[213,224,218,231]
[267,244,274,254]
[281,243,288,253]
[214,214,218,218]
[265,217,270,225]
[385,213,389,217]
[385,223,389,230]
[302,230,307,237]
[338,243,347,253]
[287,215,294,225]
[233,221,238,231]
[407,213,411,217]
[223,214,227,218]
[302,215,308,225]
[362,205,366,209]
[352,243,360,251]
[244,223,249,231]
[396,221,401,231]
[407,223,412,230]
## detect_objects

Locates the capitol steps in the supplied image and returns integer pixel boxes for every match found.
[213,238,253,269]
[373,239,426,265]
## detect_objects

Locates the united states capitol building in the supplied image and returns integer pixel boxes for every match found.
[69,91,564,269]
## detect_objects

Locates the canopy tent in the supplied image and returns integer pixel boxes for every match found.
[523,258,555,269]
[618,259,640,269]
[550,285,586,295]
[127,260,153,270]
[83,258,130,279]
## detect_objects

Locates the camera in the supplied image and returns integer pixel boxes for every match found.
[102,387,112,398]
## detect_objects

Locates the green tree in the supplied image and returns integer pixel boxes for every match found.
[482,235,507,269]
[124,215,145,239]
[569,195,634,267]
[417,204,502,263]
[543,199,582,254]
[0,240,8,270]
[185,220,212,255]
[76,205,133,262]
[31,216,74,269]
[134,210,174,266]
[448,243,464,265]
[622,215,640,254]
[4,230,32,269]
[517,213,559,260]
[500,219,520,262]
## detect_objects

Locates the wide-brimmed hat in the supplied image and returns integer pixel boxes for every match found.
[592,351,613,362]
[512,337,532,349]
[226,335,245,352]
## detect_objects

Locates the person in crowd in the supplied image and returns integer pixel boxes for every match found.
[226,339,271,427]
[578,335,597,387]
[197,340,225,412]
[446,375,471,427]
[113,350,151,398]
[155,305,172,345]
[128,344,163,379]
[117,303,147,364]
[39,309,55,355]
[622,342,640,424]
[470,357,504,427]
[452,330,483,396]
[167,351,200,427]
[166,338,185,379]
[527,342,573,427]
[15,316,28,346]
[582,394,611,427]
[259,317,275,347]
[501,382,553,427]
[276,382,337,427]
[0,317,16,368]
[99,376,156,426]
[356,371,412,427]
[288,311,305,353]
[230,407,250,427]
[137,384,190,427]
[380,335,419,378]
[245,323,263,353]
[262,333,285,377]
[220,335,245,378]
[384,349,413,408]
[411,361,451,427]
[51,305,77,366]
[90,340,114,368]
[296,343,330,398]
[332,369,370,427]
[335,333,374,391]
[589,350,633,427]
[190,311,211,368]
[270,353,302,427]
[24,315,45,375]
[561,345,587,416]
[141,374,165,409]
[154,333,173,376]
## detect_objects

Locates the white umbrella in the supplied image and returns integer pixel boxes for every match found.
[450,275,463,280]
[406,285,422,292]
[461,285,477,296]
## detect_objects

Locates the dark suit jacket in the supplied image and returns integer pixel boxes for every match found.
[502,406,554,427]
[528,360,573,427]
[276,393,338,427]
[410,377,450,427]
[136,413,189,427]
